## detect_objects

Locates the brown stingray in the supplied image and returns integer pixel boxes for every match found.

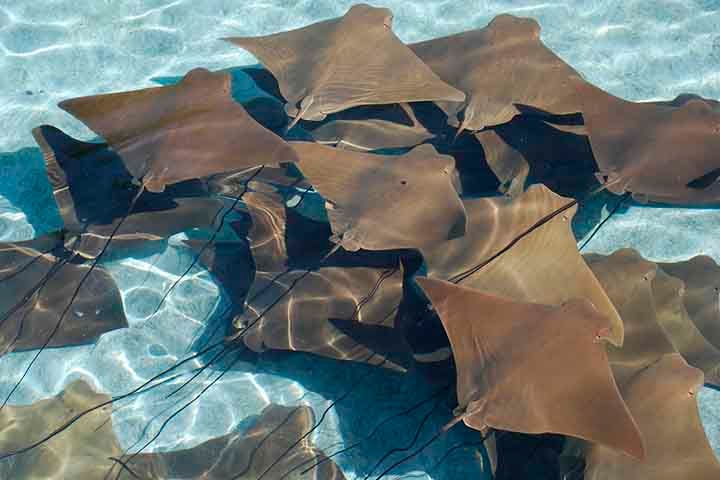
[585,249,720,386]
[119,403,346,480]
[58,68,299,192]
[33,125,225,258]
[583,354,720,479]
[578,82,720,204]
[422,184,623,345]
[410,14,585,133]
[234,263,408,370]
[224,4,465,125]
[306,103,435,152]
[0,233,127,356]
[474,129,529,197]
[658,256,720,350]
[584,250,675,386]
[652,267,720,386]
[291,142,466,253]
[415,276,644,459]
[0,379,123,479]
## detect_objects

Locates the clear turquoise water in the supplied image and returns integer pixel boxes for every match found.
[1,1,719,478]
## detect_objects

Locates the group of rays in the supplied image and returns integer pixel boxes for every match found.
[1,3,720,479]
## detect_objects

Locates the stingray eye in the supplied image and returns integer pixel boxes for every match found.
[383,14,393,28]
[400,180,407,186]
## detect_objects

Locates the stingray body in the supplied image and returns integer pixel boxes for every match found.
[579,84,720,204]
[0,233,127,356]
[476,113,599,198]
[0,379,123,479]
[33,125,224,258]
[291,142,466,253]
[410,14,585,132]
[120,404,346,480]
[187,187,411,369]
[585,249,720,386]
[583,354,720,479]
[58,68,299,192]
[415,277,644,459]
[658,256,720,357]
[224,4,465,124]
[305,103,435,151]
[422,184,623,345]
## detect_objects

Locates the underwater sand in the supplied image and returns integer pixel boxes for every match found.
[1,0,720,478]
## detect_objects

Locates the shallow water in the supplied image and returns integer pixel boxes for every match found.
[1,1,720,478]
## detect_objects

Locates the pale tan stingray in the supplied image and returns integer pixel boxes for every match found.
[584,250,675,386]
[119,404,346,480]
[415,277,644,459]
[236,264,406,369]
[578,82,720,204]
[422,184,623,345]
[583,354,720,479]
[585,249,720,386]
[474,129,529,197]
[410,14,585,133]
[652,267,720,386]
[33,125,225,258]
[658,256,720,350]
[59,68,299,192]
[0,233,127,357]
[224,4,465,125]
[0,379,123,479]
[291,142,466,253]
[307,103,435,151]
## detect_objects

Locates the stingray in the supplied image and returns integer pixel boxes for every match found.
[479,113,600,198]
[58,68,299,192]
[658,256,720,350]
[652,267,720,386]
[583,354,720,479]
[578,83,720,204]
[291,142,466,253]
[305,103,435,152]
[224,4,465,127]
[409,14,585,133]
[0,233,127,356]
[33,124,227,258]
[0,379,124,479]
[414,276,644,459]
[185,189,411,369]
[585,249,720,386]
[422,184,624,345]
[584,250,676,386]
[119,403,346,480]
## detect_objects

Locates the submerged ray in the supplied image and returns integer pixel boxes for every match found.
[586,249,720,386]
[584,354,720,479]
[186,187,409,368]
[33,125,225,258]
[291,142,466,253]
[579,84,720,204]
[120,404,346,479]
[224,4,464,124]
[658,256,720,350]
[59,68,299,192]
[0,233,127,356]
[0,379,123,479]
[410,14,585,132]
[306,103,435,151]
[422,184,623,345]
[415,277,644,459]
[584,250,675,386]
